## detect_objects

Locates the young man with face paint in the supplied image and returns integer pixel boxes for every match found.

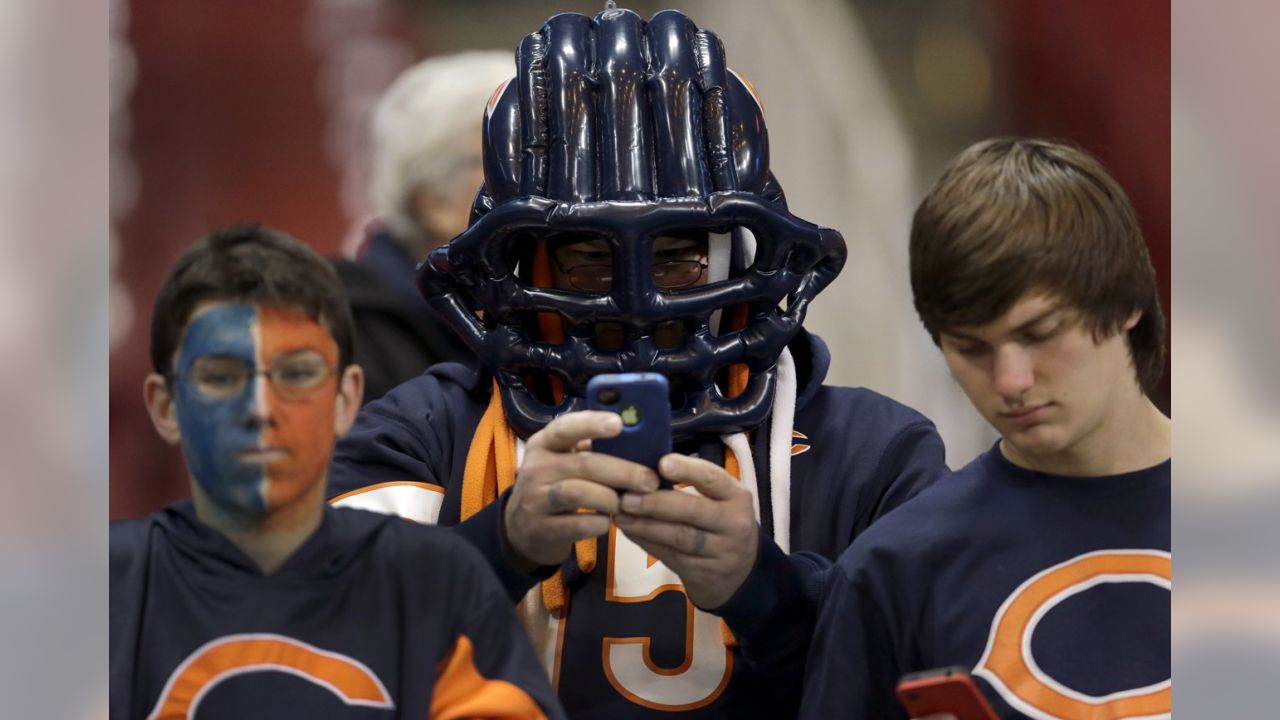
[800,139,1170,719]
[110,226,564,720]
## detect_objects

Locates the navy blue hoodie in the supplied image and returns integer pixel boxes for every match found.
[110,502,563,719]
[801,444,1171,719]
[329,331,947,717]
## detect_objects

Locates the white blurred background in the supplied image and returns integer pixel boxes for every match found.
[3,1,106,717]
[1171,0,1280,714]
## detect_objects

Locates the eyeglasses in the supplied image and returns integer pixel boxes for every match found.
[177,352,337,401]
[550,253,709,293]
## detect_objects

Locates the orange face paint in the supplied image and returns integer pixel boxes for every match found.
[256,306,340,515]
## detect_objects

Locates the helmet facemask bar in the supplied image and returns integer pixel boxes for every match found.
[419,191,845,440]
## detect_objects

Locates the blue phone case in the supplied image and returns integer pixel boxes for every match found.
[586,373,672,473]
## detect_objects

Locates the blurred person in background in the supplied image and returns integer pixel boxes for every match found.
[111,226,562,719]
[802,138,1170,719]
[333,50,512,402]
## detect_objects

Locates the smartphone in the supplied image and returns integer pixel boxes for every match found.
[896,667,1000,720]
[585,373,673,483]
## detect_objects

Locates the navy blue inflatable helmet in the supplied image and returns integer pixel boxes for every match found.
[418,8,846,441]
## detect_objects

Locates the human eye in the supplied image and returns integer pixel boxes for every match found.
[193,358,248,391]
[653,247,695,264]
[578,249,611,264]
[1022,320,1063,344]
[273,356,328,387]
[652,241,684,259]
[200,370,240,387]
[278,366,317,384]
[556,245,610,267]
[943,336,988,358]
[653,234,705,261]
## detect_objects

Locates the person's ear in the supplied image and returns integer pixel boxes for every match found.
[143,373,182,446]
[333,364,365,437]
[1123,308,1143,332]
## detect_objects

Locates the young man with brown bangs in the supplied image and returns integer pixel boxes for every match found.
[800,138,1171,719]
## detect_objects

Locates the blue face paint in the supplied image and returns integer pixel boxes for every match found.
[172,303,267,515]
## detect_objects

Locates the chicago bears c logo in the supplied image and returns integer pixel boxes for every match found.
[973,549,1171,720]
[147,634,393,719]
[790,430,811,457]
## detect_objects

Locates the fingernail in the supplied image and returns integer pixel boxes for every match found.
[659,456,676,476]
[620,493,641,511]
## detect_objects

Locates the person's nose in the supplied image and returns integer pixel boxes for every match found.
[243,372,277,430]
[992,345,1035,404]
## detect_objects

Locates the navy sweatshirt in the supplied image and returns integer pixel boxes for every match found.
[801,444,1171,719]
[110,502,563,719]
[328,331,947,717]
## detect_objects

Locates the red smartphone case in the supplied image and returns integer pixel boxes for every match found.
[896,667,1000,720]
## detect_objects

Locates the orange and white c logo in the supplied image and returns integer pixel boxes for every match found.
[973,549,1171,720]
[147,633,394,719]
[790,430,811,457]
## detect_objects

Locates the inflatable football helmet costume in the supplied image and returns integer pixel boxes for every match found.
[418,8,846,441]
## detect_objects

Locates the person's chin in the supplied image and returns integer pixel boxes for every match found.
[202,483,271,523]
[1002,423,1069,459]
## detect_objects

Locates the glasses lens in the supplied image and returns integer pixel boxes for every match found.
[191,357,249,399]
[653,260,706,289]
[270,353,332,396]
[568,266,613,293]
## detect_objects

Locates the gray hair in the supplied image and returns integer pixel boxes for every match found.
[369,50,512,245]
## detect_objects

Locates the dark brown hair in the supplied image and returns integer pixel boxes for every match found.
[149,224,355,377]
[910,138,1165,391]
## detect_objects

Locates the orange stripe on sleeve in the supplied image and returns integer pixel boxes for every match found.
[431,634,548,720]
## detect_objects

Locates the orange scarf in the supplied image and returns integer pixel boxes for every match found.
[460,380,587,614]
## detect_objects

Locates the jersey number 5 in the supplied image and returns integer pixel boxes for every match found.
[601,516,733,711]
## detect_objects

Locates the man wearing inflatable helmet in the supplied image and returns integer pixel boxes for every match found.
[331,8,946,716]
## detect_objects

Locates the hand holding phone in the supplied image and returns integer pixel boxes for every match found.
[585,373,673,483]
[896,667,999,720]
[593,372,760,608]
